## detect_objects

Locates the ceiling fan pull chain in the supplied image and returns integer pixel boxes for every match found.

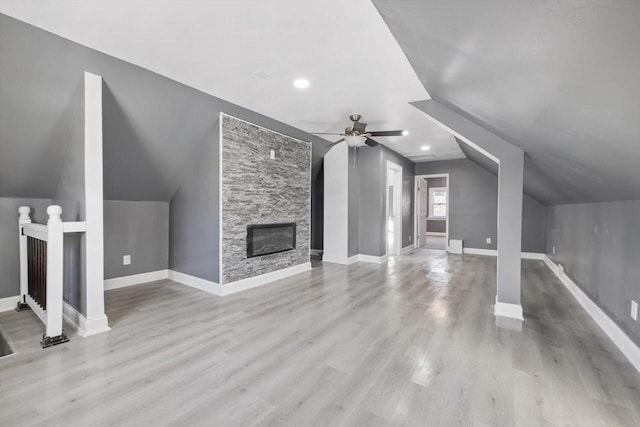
[353,146,357,168]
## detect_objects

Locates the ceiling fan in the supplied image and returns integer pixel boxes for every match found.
[312,114,407,149]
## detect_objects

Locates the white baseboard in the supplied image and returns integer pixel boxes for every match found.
[463,247,497,256]
[63,302,110,337]
[401,245,414,255]
[169,263,312,297]
[322,256,349,265]
[168,270,222,295]
[221,262,312,295]
[522,252,545,260]
[347,255,360,265]
[0,295,20,312]
[104,269,169,290]
[326,254,388,265]
[358,254,388,264]
[494,301,524,320]
[461,248,545,260]
[543,255,640,373]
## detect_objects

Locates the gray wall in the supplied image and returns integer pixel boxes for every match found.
[220,115,311,283]
[0,198,51,298]
[169,124,220,283]
[354,145,416,257]
[546,201,640,347]
[49,81,86,314]
[415,159,546,253]
[104,201,169,280]
[348,149,360,257]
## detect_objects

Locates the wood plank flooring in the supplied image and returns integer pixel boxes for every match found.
[1,250,639,426]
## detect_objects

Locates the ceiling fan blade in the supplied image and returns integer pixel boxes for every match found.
[352,120,367,134]
[311,132,345,135]
[367,130,405,137]
[326,138,344,147]
[365,138,379,147]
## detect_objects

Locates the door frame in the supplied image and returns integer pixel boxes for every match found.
[414,173,450,250]
[385,160,403,257]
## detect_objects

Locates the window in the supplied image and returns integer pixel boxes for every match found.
[429,187,447,218]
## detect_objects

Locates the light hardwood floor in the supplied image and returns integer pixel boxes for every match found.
[1,250,639,426]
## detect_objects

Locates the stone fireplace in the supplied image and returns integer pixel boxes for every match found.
[220,114,311,285]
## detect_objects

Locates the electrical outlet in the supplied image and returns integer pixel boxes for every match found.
[631,300,638,321]
[409,235,412,242]
[553,246,556,255]
[123,255,131,265]
[270,149,275,160]
[486,237,492,244]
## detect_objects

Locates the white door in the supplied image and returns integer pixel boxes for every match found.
[418,178,428,247]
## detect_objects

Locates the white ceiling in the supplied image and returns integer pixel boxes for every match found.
[0,0,463,162]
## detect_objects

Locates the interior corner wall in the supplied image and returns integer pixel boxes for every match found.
[169,120,220,284]
[415,159,546,252]
[357,146,383,256]
[51,78,87,314]
[355,145,415,257]
[104,201,169,279]
[348,149,360,257]
[546,200,640,347]
[0,197,51,298]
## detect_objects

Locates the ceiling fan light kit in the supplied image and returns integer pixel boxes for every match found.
[345,134,367,147]
[312,113,407,151]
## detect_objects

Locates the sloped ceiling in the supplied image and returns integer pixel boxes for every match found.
[0,14,329,201]
[373,0,640,205]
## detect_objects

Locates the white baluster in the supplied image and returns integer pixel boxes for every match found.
[18,206,31,308]
[46,205,64,339]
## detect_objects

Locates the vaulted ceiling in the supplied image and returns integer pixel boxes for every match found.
[0,0,463,163]
[373,0,640,205]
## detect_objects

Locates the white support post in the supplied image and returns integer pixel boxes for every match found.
[82,71,110,336]
[45,205,64,339]
[18,206,31,307]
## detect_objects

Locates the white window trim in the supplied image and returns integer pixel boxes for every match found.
[428,187,447,219]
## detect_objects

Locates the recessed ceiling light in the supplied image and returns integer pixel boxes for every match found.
[293,78,310,89]
[402,130,409,136]
[421,145,431,151]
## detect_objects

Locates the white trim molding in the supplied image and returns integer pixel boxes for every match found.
[358,254,388,264]
[0,295,20,313]
[494,301,524,320]
[104,270,169,291]
[543,255,640,373]
[221,262,312,295]
[325,254,388,265]
[168,270,222,295]
[463,247,497,256]
[461,248,545,260]
[168,262,312,297]
[401,245,415,255]
[63,302,111,337]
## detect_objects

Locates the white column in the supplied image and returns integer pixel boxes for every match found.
[46,205,64,338]
[83,71,110,335]
[18,206,31,301]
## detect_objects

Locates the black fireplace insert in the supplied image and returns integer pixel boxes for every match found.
[246,223,296,258]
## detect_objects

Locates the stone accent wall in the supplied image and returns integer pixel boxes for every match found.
[221,114,311,284]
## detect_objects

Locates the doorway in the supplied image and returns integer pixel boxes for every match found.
[414,174,449,251]
[386,161,403,256]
